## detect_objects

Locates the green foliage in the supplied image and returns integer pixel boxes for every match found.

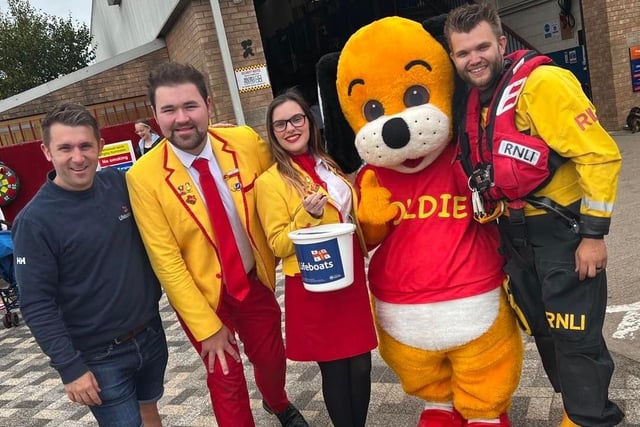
[0,0,95,99]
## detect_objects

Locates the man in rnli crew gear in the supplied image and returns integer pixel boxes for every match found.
[446,3,624,427]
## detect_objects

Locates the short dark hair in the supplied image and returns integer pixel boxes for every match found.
[147,62,209,108]
[444,2,503,46]
[41,103,100,146]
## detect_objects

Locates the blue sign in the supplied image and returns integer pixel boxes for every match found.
[546,46,590,96]
[115,161,134,171]
[630,46,640,92]
[294,238,345,285]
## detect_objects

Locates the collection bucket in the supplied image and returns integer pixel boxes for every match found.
[288,223,356,292]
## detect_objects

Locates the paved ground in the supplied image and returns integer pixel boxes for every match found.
[0,133,638,426]
[1,285,639,427]
[602,132,640,362]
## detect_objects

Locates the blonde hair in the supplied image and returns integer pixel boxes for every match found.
[135,118,152,129]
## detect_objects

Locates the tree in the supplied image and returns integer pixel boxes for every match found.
[0,0,95,99]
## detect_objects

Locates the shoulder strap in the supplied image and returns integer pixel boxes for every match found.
[457,111,474,177]
[484,50,542,151]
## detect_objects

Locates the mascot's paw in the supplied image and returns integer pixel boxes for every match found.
[467,414,511,427]
[559,411,579,427]
[417,409,464,427]
[358,169,398,225]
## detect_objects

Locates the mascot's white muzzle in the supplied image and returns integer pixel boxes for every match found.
[355,104,450,169]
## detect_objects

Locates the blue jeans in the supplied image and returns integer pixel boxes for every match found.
[83,315,168,427]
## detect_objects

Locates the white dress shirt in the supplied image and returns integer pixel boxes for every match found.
[169,139,256,273]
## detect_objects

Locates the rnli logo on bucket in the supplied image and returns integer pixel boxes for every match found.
[295,238,345,285]
[311,249,331,262]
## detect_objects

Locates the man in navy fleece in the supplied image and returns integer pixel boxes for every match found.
[12,103,168,427]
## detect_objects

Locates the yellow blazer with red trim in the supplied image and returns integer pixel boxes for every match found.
[255,161,367,277]
[126,126,275,341]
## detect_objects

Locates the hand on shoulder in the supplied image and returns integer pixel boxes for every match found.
[210,121,236,128]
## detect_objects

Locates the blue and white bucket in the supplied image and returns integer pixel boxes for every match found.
[288,223,356,292]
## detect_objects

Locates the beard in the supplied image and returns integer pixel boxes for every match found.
[460,53,504,91]
[167,126,208,153]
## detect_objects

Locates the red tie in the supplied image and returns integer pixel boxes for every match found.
[192,158,250,301]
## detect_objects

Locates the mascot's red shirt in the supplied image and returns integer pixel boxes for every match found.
[364,144,505,304]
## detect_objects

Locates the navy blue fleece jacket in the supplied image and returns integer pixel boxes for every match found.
[12,168,161,384]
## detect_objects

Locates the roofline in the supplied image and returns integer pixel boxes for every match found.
[159,0,190,37]
[0,38,167,114]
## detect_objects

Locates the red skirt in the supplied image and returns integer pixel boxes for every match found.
[284,237,377,362]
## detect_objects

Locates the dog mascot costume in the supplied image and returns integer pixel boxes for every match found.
[317,17,523,427]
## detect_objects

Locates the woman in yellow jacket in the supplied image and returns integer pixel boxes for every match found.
[256,89,377,427]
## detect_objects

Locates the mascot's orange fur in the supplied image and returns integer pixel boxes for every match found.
[332,17,524,427]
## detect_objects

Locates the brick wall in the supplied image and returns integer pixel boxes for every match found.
[165,0,272,136]
[583,0,640,130]
[2,1,637,133]
[0,48,169,121]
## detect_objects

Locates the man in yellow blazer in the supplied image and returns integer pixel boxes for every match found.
[126,62,308,427]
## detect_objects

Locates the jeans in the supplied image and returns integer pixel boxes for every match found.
[83,314,168,427]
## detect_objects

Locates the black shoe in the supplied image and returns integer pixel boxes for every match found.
[262,400,309,427]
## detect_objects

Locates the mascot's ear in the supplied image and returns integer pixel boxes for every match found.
[316,52,362,174]
[423,13,468,142]
[422,14,450,50]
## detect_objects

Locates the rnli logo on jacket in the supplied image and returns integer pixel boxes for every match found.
[294,239,344,285]
[497,140,541,166]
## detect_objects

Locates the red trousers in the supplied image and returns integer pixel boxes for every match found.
[178,274,290,427]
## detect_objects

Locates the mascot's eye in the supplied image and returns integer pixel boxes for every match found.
[403,85,430,107]
[363,100,384,122]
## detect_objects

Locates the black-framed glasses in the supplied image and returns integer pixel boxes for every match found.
[272,114,306,133]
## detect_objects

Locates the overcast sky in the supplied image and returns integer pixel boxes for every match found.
[0,0,91,27]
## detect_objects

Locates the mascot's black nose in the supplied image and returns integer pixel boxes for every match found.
[381,117,410,149]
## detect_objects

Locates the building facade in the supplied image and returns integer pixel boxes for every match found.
[0,0,638,146]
